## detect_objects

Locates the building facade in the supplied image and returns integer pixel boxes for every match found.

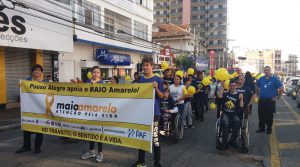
[56,0,153,82]
[244,49,282,74]
[0,0,74,109]
[153,0,228,64]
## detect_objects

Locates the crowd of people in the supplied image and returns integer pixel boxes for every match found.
[15,56,284,167]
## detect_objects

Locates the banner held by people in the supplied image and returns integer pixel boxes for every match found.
[20,80,155,152]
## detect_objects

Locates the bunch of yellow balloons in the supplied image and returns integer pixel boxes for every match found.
[224,80,230,90]
[87,72,92,79]
[215,68,228,81]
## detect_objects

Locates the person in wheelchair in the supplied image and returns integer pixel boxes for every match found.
[160,89,178,136]
[218,80,244,150]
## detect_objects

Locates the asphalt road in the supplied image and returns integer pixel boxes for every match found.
[0,95,299,167]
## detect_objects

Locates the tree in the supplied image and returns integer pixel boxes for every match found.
[174,54,194,70]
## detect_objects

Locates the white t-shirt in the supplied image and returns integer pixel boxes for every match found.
[169,84,187,104]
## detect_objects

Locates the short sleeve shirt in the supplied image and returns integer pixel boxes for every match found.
[257,76,283,99]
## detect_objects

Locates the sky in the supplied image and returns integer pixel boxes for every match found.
[228,0,300,60]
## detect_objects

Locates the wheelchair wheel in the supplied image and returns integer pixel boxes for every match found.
[215,118,223,149]
[174,113,184,142]
[239,118,249,153]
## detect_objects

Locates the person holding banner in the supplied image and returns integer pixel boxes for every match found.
[80,66,105,163]
[16,64,45,154]
[132,56,164,167]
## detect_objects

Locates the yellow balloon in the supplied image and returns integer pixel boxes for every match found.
[187,68,195,75]
[255,97,259,103]
[210,103,216,110]
[161,61,169,70]
[224,80,230,90]
[255,73,262,80]
[125,76,131,81]
[175,70,184,78]
[232,72,238,78]
[202,77,210,86]
[215,68,228,81]
[227,74,234,80]
[187,86,196,96]
[87,72,92,79]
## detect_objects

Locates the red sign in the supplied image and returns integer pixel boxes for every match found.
[209,50,215,76]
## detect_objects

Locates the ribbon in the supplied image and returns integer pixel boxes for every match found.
[45,93,54,117]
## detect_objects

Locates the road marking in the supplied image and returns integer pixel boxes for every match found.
[278,142,300,150]
[7,136,23,142]
[269,123,281,167]
[282,98,300,120]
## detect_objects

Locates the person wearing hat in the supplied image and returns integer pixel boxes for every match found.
[163,69,174,85]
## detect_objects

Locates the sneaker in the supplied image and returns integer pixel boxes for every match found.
[81,150,96,160]
[154,161,162,167]
[95,152,104,162]
[16,147,31,154]
[131,161,147,167]
[188,125,195,129]
[34,147,41,154]
[160,130,166,136]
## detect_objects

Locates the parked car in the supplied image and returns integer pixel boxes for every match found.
[296,82,300,108]
[285,77,300,96]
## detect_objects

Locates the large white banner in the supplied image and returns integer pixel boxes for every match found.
[0,0,73,52]
[20,81,155,152]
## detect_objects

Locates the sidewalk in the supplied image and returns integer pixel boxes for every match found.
[0,107,21,132]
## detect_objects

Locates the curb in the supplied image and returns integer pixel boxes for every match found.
[0,123,21,132]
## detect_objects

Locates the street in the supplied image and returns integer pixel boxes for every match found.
[0,95,299,167]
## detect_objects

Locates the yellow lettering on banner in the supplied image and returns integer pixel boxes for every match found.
[23,112,151,131]
[21,80,153,99]
[22,124,151,152]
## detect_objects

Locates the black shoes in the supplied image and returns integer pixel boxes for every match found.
[16,147,41,154]
[34,148,41,154]
[266,130,272,135]
[16,147,31,153]
[256,129,265,133]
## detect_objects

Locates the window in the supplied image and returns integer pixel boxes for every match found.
[171,9,176,13]
[218,31,222,35]
[54,0,71,5]
[209,5,214,9]
[192,16,198,20]
[74,0,101,28]
[200,23,206,28]
[218,13,223,18]
[200,6,206,10]
[209,41,214,45]
[209,23,214,27]
[209,14,214,18]
[104,17,114,39]
[136,0,147,8]
[218,40,222,44]
[178,8,182,12]
[163,10,168,14]
[218,5,223,9]
[156,11,160,15]
[192,7,198,11]
[200,15,206,19]
[200,32,206,37]
[134,21,148,40]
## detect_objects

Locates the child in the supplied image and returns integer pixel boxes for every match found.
[160,89,178,136]
[81,66,104,163]
[131,56,164,167]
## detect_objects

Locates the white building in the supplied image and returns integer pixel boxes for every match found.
[55,0,154,82]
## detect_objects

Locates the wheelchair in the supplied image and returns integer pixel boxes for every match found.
[215,109,249,153]
[160,112,184,143]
